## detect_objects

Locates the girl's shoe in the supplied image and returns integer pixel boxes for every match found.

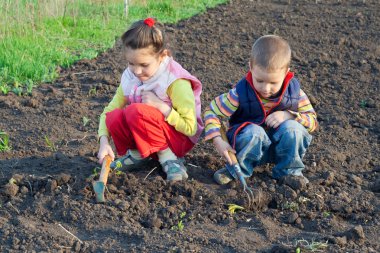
[110,150,149,170]
[161,159,188,181]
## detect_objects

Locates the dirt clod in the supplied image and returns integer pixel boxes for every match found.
[345,225,366,241]
[323,171,335,186]
[57,173,71,184]
[281,175,308,191]
[45,179,58,192]
[288,212,299,224]
[3,183,19,197]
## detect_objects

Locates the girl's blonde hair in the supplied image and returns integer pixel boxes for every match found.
[121,18,169,55]
[250,35,291,71]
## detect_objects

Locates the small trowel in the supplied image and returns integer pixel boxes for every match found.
[92,155,112,203]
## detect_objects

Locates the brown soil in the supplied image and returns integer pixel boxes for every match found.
[1,0,379,252]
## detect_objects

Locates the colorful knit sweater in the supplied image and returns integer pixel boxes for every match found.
[204,71,318,141]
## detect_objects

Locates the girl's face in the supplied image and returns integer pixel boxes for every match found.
[125,46,167,82]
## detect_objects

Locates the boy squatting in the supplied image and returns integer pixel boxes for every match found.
[204,35,318,185]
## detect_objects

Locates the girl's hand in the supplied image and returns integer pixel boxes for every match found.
[141,91,171,117]
[213,136,236,165]
[97,136,115,164]
[265,111,295,128]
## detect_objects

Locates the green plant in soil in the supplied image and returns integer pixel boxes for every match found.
[0,131,11,151]
[82,116,90,127]
[322,211,331,218]
[88,87,97,96]
[227,203,245,214]
[114,170,124,176]
[44,135,57,152]
[283,201,299,212]
[171,211,186,231]
[92,167,101,177]
[294,239,328,252]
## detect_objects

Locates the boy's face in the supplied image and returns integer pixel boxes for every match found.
[250,64,289,99]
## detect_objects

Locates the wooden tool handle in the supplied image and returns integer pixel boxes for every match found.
[220,123,238,164]
[98,155,112,185]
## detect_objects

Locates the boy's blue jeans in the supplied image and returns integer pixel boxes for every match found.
[232,120,312,179]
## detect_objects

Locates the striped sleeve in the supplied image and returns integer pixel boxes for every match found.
[203,88,239,141]
[288,89,318,133]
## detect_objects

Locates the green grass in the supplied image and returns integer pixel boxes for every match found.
[0,131,11,152]
[0,0,227,95]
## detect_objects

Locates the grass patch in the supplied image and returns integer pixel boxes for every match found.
[0,0,227,94]
[0,131,11,151]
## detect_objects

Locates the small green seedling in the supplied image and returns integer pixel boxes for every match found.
[360,100,367,108]
[82,116,90,126]
[296,247,301,253]
[44,135,57,152]
[0,85,10,95]
[228,203,245,214]
[0,131,11,151]
[115,160,123,169]
[12,81,23,96]
[283,201,299,212]
[9,178,17,184]
[88,87,97,96]
[26,80,35,95]
[171,211,186,231]
[295,239,328,252]
[114,170,124,176]
[92,167,101,177]
[322,211,331,218]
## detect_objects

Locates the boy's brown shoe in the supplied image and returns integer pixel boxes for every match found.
[213,168,234,185]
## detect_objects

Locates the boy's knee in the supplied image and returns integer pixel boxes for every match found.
[274,120,310,141]
[236,124,271,153]
[241,124,266,137]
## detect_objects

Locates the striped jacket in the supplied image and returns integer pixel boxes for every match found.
[204,71,318,142]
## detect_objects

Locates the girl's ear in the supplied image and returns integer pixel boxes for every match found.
[159,49,169,61]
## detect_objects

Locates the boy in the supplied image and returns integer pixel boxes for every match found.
[204,35,318,185]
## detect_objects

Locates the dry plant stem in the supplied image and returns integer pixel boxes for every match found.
[144,167,158,180]
[58,223,83,244]
[187,163,199,168]
[25,180,33,196]
[8,203,20,214]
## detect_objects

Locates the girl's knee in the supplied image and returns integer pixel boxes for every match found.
[105,109,124,130]
[124,104,164,127]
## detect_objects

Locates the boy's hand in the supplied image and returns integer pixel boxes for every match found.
[97,136,115,164]
[213,136,236,165]
[141,91,171,117]
[265,111,295,128]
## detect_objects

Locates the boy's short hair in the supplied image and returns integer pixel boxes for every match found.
[250,35,291,71]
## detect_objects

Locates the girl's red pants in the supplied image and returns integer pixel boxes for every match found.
[106,104,194,158]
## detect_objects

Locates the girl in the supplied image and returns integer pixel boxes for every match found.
[97,18,203,181]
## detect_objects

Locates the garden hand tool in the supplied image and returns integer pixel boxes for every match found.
[92,155,112,203]
[220,124,261,210]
